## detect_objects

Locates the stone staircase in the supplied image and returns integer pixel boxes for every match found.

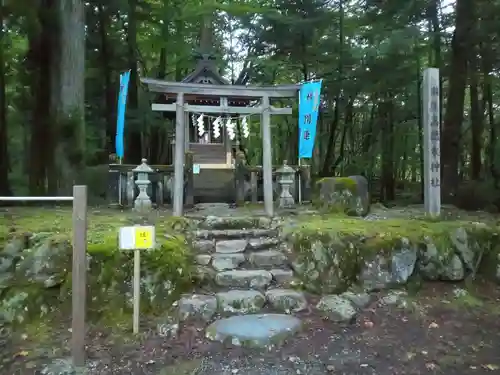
[176,216,306,347]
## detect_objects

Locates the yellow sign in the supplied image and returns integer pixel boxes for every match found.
[134,227,154,249]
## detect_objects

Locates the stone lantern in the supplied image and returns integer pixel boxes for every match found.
[133,158,153,213]
[276,160,295,208]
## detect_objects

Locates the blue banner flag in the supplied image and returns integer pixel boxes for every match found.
[298,80,322,159]
[115,70,131,159]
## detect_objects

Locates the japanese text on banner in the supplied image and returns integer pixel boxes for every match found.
[115,70,131,159]
[298,80,322,159]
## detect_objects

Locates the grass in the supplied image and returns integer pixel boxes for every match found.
[288,212,499,246]
[0,206,189,244]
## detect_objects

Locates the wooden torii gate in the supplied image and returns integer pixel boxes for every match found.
[141,78,300,217]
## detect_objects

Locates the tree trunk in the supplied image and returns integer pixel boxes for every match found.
[28,0,56,195]
[0,0,11,195]
[441,0,473,199]
[321,0,344,176]
[125,0,141,164]
[51,0,86,190]
[98,3,115,160]
[149,46,167,164]
[379,100,395,202]
[468,2,481,180]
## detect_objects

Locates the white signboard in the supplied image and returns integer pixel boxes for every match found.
[422,68,441,216]
[119,225,155,250]
[118,225,155,334]
[193,164,201,174]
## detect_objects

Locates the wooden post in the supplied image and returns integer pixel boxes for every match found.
[126,171,135,207]
[133,249,141,334]
[185,151,194,207]
[173,93,185,216]
[422,68,441,216]
[72,185,87,368]
[261,95,274,216]
[235,151,246,205]
[250,170,258,204]
[156,172,164,206]
[300,164,311,202]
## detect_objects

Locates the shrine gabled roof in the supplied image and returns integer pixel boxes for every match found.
[181,53,229,85]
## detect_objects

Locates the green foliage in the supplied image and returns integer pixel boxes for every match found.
[0,208,196,328]
[2,0,500,201]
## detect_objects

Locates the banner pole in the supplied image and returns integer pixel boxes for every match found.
[118,157,123,206]
[298,158,302,204]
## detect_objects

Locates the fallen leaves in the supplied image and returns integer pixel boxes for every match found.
[482,364,499,371]
[14,350,29,358]
[363,319,374,329]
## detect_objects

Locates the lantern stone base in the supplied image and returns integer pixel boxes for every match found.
[278,191,295,208]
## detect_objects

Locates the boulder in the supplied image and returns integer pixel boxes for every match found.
[360,238,417,291]
[290,235,358,294]
[316,295,357,322]
[315,176,370,216]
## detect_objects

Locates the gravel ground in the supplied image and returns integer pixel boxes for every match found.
[4,282,500,375]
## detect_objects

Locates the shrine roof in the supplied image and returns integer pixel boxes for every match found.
[181,53,229,85]
[141,78,300,98]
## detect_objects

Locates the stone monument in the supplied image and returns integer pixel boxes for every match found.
[276,160,295,208]
[422,68,441,216]
[133,158,153,213]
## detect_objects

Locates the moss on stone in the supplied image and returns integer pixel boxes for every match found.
[316,177,357,193]
[0,208,197,333]
[284,213,500,293]
[289,214,498,254]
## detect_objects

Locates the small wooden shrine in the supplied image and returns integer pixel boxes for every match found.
[141,16,300,216]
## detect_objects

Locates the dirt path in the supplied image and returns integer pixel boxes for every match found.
[4,282,500,375]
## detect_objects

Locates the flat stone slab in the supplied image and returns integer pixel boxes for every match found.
[248,250,287,267]
[216,290,265,313]
[216,239,248,254]
[193,239,216,253]
[195,228,278,240]
[270,269,296,286]
[265,288,307,312]
[195,254,212,266]
[215,270,273,289]
[201,216,272,230]
[206,313,301,348]
[248,237,280,250]
[195,203,231,211]
[211,253,245,271]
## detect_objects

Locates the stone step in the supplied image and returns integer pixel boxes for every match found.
[195,228,278,240]
[199,216,273,230]
[265,288,307,313]
[247,249,287,267]
[193,238,250,254]
[247,237,280,250]
[193,238,284,255]
[215,269,273,289]
[216,289,266,313]
[216,239,248,254]
[177,288,308,322]
[195,253,296,280]
[211,253,246,271]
